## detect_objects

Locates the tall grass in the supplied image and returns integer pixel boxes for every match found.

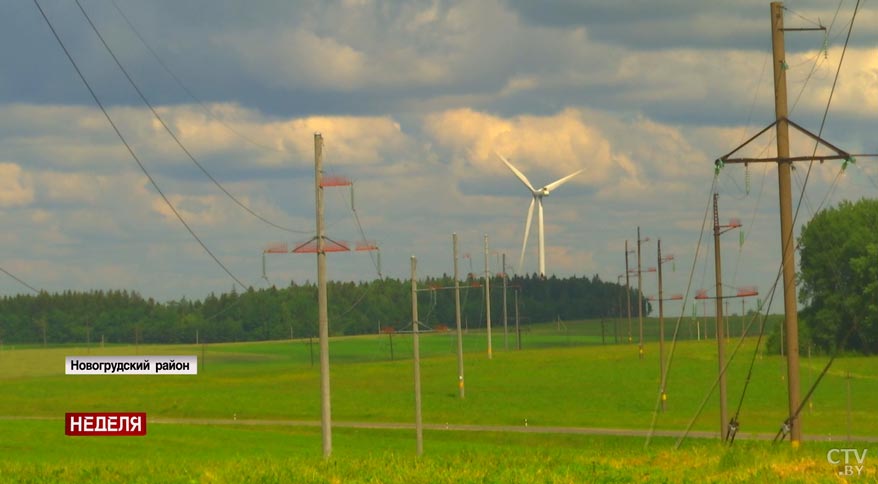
[0,331,875,482]
[0,420,871,483]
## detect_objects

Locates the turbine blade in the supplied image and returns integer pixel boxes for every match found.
[496,152,536,192]
[538,197,545,276]
[519,197,535,273]
[544,169,584,193]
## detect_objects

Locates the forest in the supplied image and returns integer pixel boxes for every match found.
[0,274,648,345]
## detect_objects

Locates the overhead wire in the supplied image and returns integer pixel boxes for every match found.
[729,163,770,286]
[644,173,717,447]
[782,5,826,28]
[344,184,381,277]
[201,274,272,323]
[698,0,861,446]
[33,0,247,290]
[728,275,782,443]
[76,0,309,235]
[0,266,41,294]
[726,0,844,290]
[792,167,817,216]
[679,159,848,447]
[316,147,383,322]
[108,0,289,154]
[774,315,859,443]
[770,4,867,425]
[854,162,878,191]
[795,0,860,213]
[325,159,381,278]
[669,0,856,447]
[675,272,783,448]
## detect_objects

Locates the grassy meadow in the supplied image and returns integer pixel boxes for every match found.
[1,319,876,482]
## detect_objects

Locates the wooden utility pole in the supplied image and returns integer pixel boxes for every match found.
[411,256,423,455]
[713,193,728,440]
[484,234,493,359]
[717,2,863,444]
[770,1,802,445]
[452,233,465,399]
[314,133,332,458]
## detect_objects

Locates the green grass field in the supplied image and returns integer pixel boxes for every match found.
[1,324,875,482]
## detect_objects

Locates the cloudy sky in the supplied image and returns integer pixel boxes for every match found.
[1,0,876,315]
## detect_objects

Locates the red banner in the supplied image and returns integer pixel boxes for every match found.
[65,412,147,436]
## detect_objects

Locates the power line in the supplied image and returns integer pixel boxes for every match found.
[34,0,247,290]
[753,3,857,442]
[0,266,41,294]
[724,21,831,288]
[322,142,381,279]
[782,5,824,28]
[701,0,863,447]
[795,0,861,211]
[645,173,717,447]
[724,0,845,291]
[667,3,860,446]
[107,0,289,155]
[76,0,309,235]
[728,159,843,446]
[344,182,382,278]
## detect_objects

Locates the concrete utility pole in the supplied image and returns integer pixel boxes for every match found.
[713,193,728,440]
[617,275,625,344]
[657,241,665,403]
[502,254,509,351]
[656,239,672,411]
[484,234,493,359]
[624,241,633,343]
[411,256,423,455]
[314,133,332,458]
[725,300,731,340]
[636,227,650,359]
[636,230,643,356]
[452,233,465,399]
[514,288,521,350]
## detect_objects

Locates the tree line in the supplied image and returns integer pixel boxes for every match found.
[0,274,648,345]
[794,198,877,354]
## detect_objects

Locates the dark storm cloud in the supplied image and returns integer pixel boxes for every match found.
[504,0,876,52]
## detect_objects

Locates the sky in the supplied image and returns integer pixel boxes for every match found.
[1,0,876,316]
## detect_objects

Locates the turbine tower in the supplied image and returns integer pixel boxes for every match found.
[496,152,583,278]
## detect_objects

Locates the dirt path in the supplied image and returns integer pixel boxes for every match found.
[4,415,876,442]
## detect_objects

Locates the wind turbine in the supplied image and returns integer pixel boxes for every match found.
[496,152,583,278]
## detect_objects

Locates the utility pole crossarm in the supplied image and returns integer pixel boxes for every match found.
[716,117,854,166]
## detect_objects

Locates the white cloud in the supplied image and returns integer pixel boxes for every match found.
[795,47,878,117]
[151,193,228,227]
[424,107,619,184]
[216,26,448,91]
[0,162,34,207]
[35,171,106,204]
[2,0,876,303]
